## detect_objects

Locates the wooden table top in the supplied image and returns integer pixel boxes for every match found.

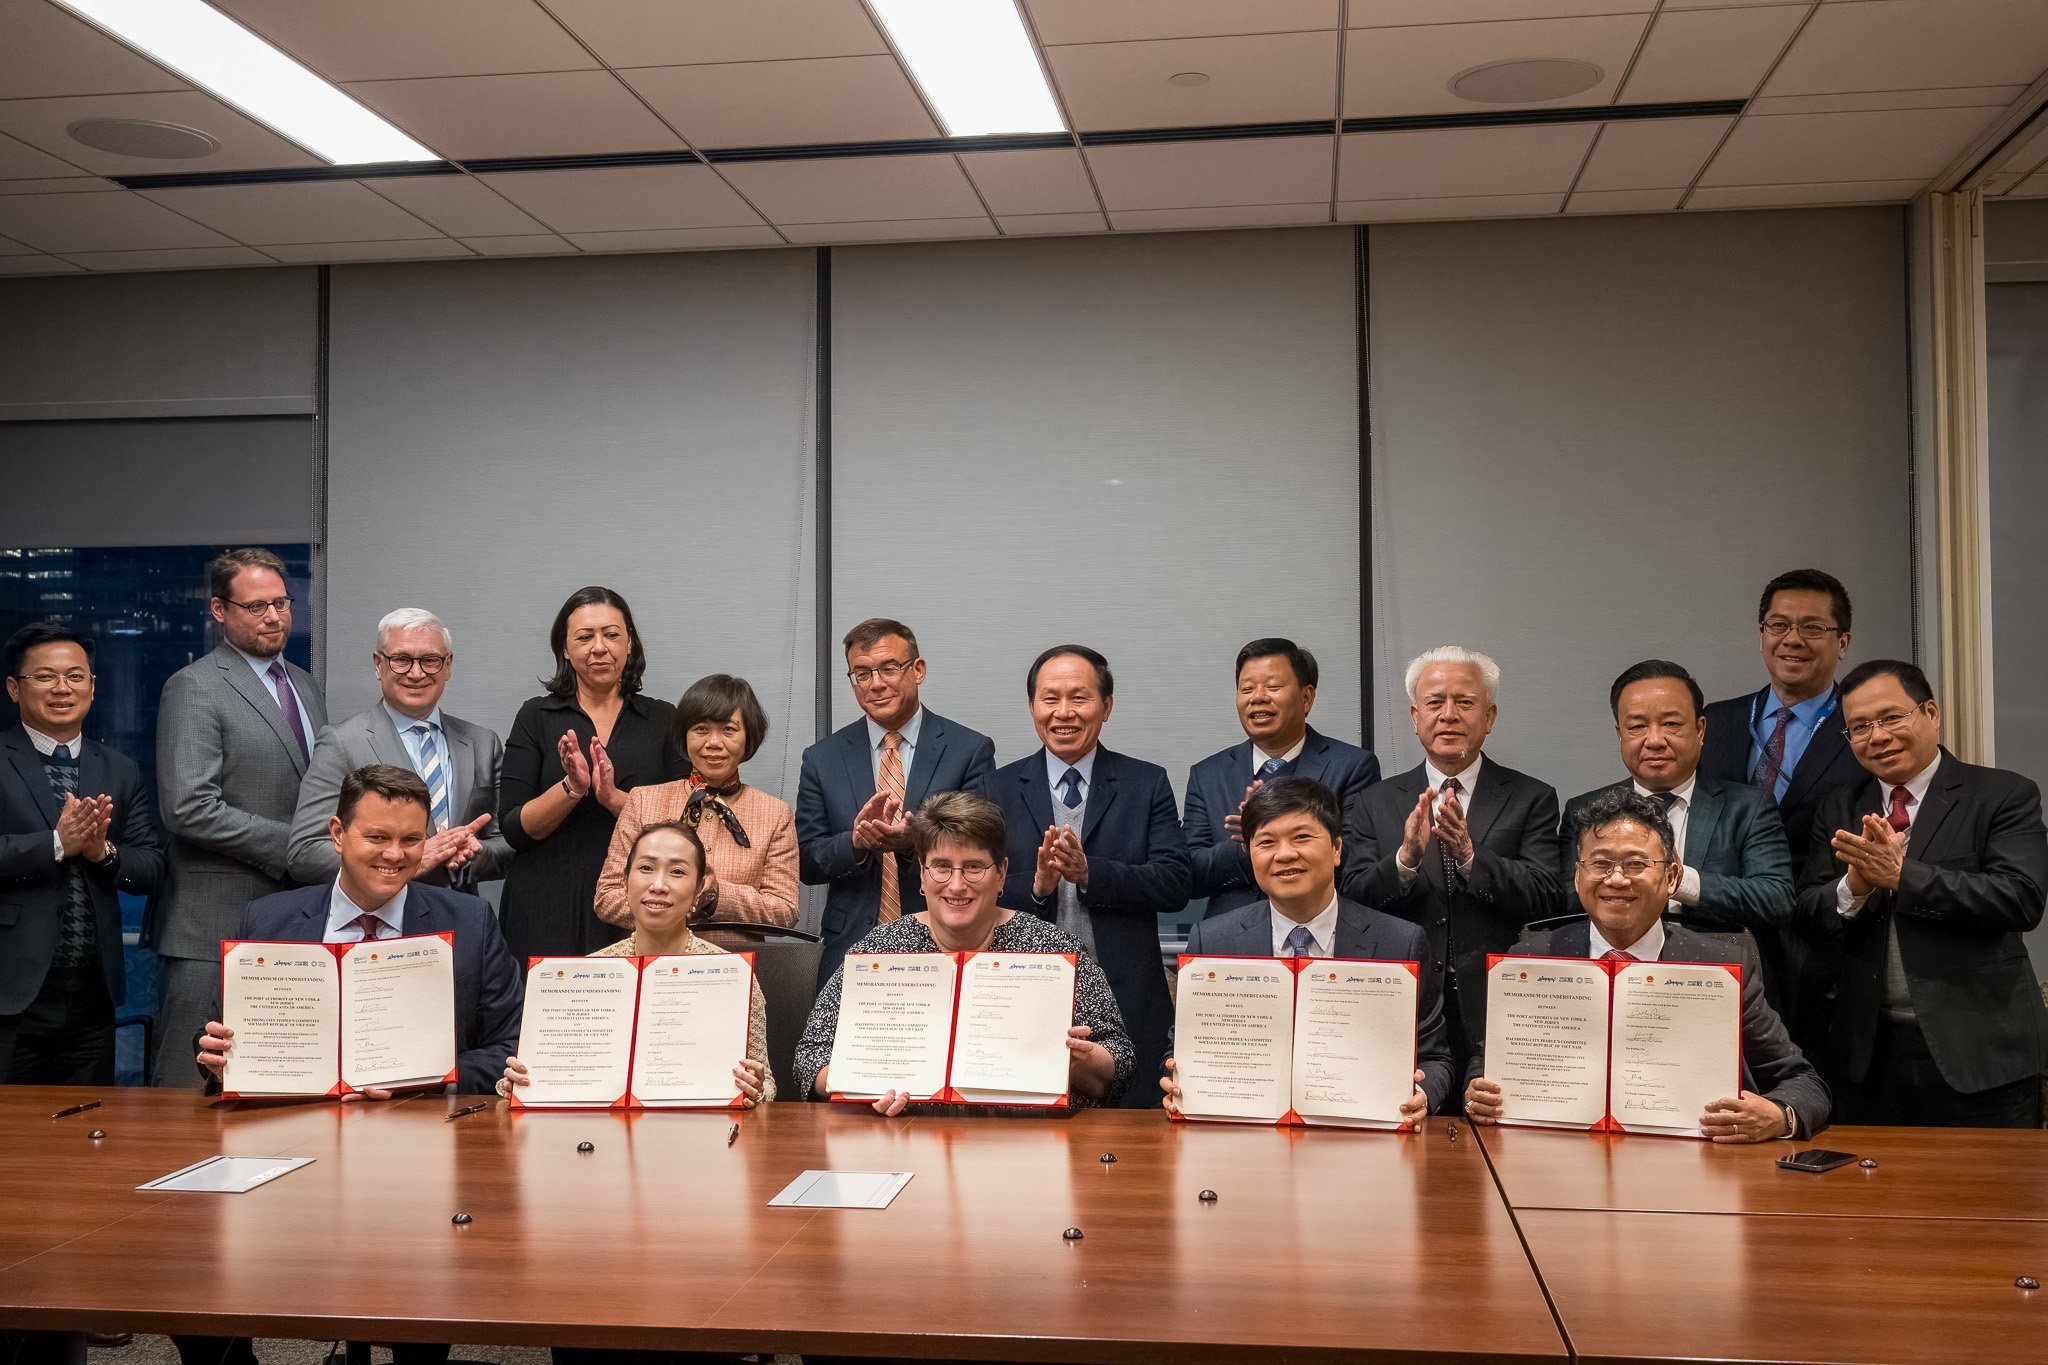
[1474,1123,2048,1222]
[0,1091,1566,1363]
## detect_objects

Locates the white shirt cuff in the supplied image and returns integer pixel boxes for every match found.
[1835,875,1870,918]
[1396,853,1420,887]
[1674,865,1701,906]
[51,831,64,862]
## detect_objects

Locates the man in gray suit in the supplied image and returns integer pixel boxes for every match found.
[151,548,327,1086]
[285,607,507,887]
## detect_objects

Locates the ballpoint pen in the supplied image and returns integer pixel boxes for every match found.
[727,1122,739,1146]
[51,1100,102,1119]
[445,1102,491,1122]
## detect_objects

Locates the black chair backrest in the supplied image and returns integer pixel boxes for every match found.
[696,923,822,1103]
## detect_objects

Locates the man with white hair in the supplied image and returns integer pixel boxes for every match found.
[1339,646,1562,1087]
[285,608,509,887]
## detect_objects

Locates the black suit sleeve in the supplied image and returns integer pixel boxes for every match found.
[795,746,866,887]
[1737,955,1832,1136]
[1183,767,1252,900]
[1693,795,1795,929]
[960,734,997,792]
[1079,774,1193,917]
[459,913,525,1095]
[1894,775,2048,934]
[1412,961,1454,1115]
[97,759,166,898]
[1465,782,1564,924]
[1339,790,1430,915]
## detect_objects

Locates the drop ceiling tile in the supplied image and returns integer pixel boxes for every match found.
[1108,202,1331,231]
[343,72,683,160]
[0,190,236,252]
[1047,31,1340,131]
[1620,5,1805,104]
[458,233,579,255]
[0,176,121,194]
[1084,135,1333,211]
[1574,117,1733,192]
[59,245,276,271]
[958,148,1098,215]
[549,0,888,66]
[0,0,189,99]
[780,217,996,244]
[1337,192,1561,220]
[2016,172,2048,198]
[0,92,322,176]
[477,164,764,233]
[1350,1,1656,24]
[1026,0,1340,45]
[141,181,441,244]
[0,255,82,275]
[0,232,34,254]
[997,211,1109,235]
[1566,187,1684,214]
[1750,87,2026,116]
[562,225,785,251]
[717,154,985,224]
[367,175,547,236]
[213,0,598,81]
[1698,106,2000,185]
[1343,14,1648,117]
[1687,179,1929,209]
[262,238,476,262]
[1764,0,2048,97]
[1339,124,1595,200]
[623,56,939,148]
[0,133,88,180]
[1663,0,1806,7]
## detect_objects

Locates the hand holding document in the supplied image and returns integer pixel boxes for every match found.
[510,953,756,1110]
[828,951,1077,1106]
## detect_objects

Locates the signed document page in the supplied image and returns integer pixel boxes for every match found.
[220,941,341,1098]
[632,952,754,1108]
[1290,959,1419,1128]
[1484,955,1610,1129]
[829,952,958,1100]
[1609,960,1742,1138]
[948,951,1074,1106]
[339,934,455,1093]
[513,956,638,1108]
[1173,956,1295,1123]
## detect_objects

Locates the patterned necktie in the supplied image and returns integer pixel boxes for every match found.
[1059,768,1083,809]
[877,730,905,924]
[1601,948,1636,963]
[1887,785,1913,836]
[266,658,309,761]
[1256,756,1288,784]
[409,723,452,833]
[1438,777,1462,889]
[353,912,391,941]
[1752,705,1795,797]
[1284,924,1316,958]
[41,743,96,967]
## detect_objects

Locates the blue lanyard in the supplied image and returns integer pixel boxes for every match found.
[1750,686,1839,751]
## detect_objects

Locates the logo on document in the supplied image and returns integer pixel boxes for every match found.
[1644,974,1654,984]
[255,956,266,965]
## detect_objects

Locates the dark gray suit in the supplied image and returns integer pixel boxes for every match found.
[1186,896,1455,1115]
[1496,918,1832,1137]
[284,704,512,886]
[152,641,326,1085]
[1182,727,1380,918]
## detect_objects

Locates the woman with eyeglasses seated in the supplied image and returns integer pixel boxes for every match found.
[794,790,1132,1114]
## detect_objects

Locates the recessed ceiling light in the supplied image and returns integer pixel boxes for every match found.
[69,118,219,160]
[1450,58,1603,105]
[1168,72,1210,88]
[868,0,1066,137]
[48,0,437,165]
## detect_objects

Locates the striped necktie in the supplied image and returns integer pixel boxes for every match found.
[410,722,453,833]
[877,730,905,923]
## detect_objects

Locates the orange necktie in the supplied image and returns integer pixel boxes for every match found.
[877,730,905,923]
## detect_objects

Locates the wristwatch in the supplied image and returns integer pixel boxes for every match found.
[1780,1102,1798,1139]
[92,842,118,869]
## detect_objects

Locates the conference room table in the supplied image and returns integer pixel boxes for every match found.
[2,1088,2044,1363]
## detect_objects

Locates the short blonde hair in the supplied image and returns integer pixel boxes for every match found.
[1404,646,1501,705]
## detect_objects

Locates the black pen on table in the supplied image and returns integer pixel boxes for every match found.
[445,1102,490,1122]
[727,1121,739,1146]
[52,1099,102,1119]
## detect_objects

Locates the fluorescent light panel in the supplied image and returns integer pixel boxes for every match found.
[868,0,1066,137]
[50,0,437,165]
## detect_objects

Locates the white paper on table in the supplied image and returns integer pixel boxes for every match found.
[1290,959,1419,1128]
[220,941,341,1098]
[512,956,638,1108]
[1484,955,1611,1130]
[767,1170,914,1209]
[138,1155,315,1193]
[948,951,1075,1105]
[1172,956,1296,1123]
[1609,959,1743,1138]
[829,952,958,1099]
[339,934,456,1092]
[631,952,754,1108]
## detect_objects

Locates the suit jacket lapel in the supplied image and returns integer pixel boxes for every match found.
[1552,919,1591,957]
[367,708,413,770]
[1294,730,1334,786]
[1214,906,1269,957]
[1905,752,1965,861]
[215,647,308,775]
[838,723,879,807]
[3,732,60,828]
[442,720,477,811]
[403,887,449,938]
[1332,903,1379,958]
[1780,686,1845,809]
[78,740,108,808]
[1018,750,1056,834]
[1684,777,1724,864]
[1080,749,1121,842]
[1464,762,1508,848]
[904,715,947,809]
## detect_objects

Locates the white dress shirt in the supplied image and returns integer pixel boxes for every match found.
[1269,893,1341,957]
[323,879,411,942]
[1836,756,1941,917]
[1250,733,1307,777]
[1632,773,1702,906]
[1045,746,1099,805]
[1586,916,1667,962]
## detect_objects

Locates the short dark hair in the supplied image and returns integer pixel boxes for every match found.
[1608,659,1704,719]
[1026,644,1113,699]
[625,818,706,876]
[5,622,92,677]
[1570,789,1676,863]
[843,617,920,661]
[1758,569,1851,633]
[1235,637,1318,689]
[907,790,1009,864]
[336,764,432,826]
[543,586,648,699]
[1840,659,1934,707]
[672,674,769,762]
[208,548,289,604]
[1239,776,1343,845]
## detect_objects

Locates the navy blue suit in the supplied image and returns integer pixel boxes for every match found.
[215,880,524,1095]
[979,747,1191,1107]
[797,708,996,985]
[1182,727,1380,917]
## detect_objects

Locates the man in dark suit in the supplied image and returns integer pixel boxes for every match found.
[798,617,996,985]
[0,623,165,1085]
[1795,660,2047,1127]
[1176,777,1452,1116]
[1465,789,1830,1140]
[1183,637,1379,919]
[980,645,1190,1108]
[1700,569,1863,1044]
[1559,660,1794,1001]
[1340,647,1560,1085]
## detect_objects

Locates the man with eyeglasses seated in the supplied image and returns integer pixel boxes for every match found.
[285,608,508,889]
[1795,660,2048,1127]
[797,617,996,987]
[1465,789,1829,1142]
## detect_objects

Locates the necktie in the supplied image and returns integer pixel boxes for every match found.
[1648,790,1678,818]
[1284,924,1317,958]
[877,730,905,924]
[1437,777,1462,889]
[1601,948,1636,963]
[409,723,452,833]
[1887,785,1913,836]
[352,912,390,941]
[1752,705,1795,798]
[1256,756,1288,784]
[1059,768,1083,809]
[40,744,95,967]
[266,658,309,761]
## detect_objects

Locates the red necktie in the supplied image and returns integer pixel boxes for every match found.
[1887,785,1913,836]
[1601,948,1635,962]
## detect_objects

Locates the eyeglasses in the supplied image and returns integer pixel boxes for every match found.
[1846,708,1925,743]
[847,660,914,687]
[1577,858,1669,880]
[378,652,449,677]
[923,860,997,884]
[16,671,90,688]
[1760,619,1840,640]
[223,595,295,618]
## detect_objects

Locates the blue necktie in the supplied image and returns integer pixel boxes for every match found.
[1284,924,1316,958]
[1059,768,1083,809]
[410,722,453,832]
[1256,756,1287,784]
